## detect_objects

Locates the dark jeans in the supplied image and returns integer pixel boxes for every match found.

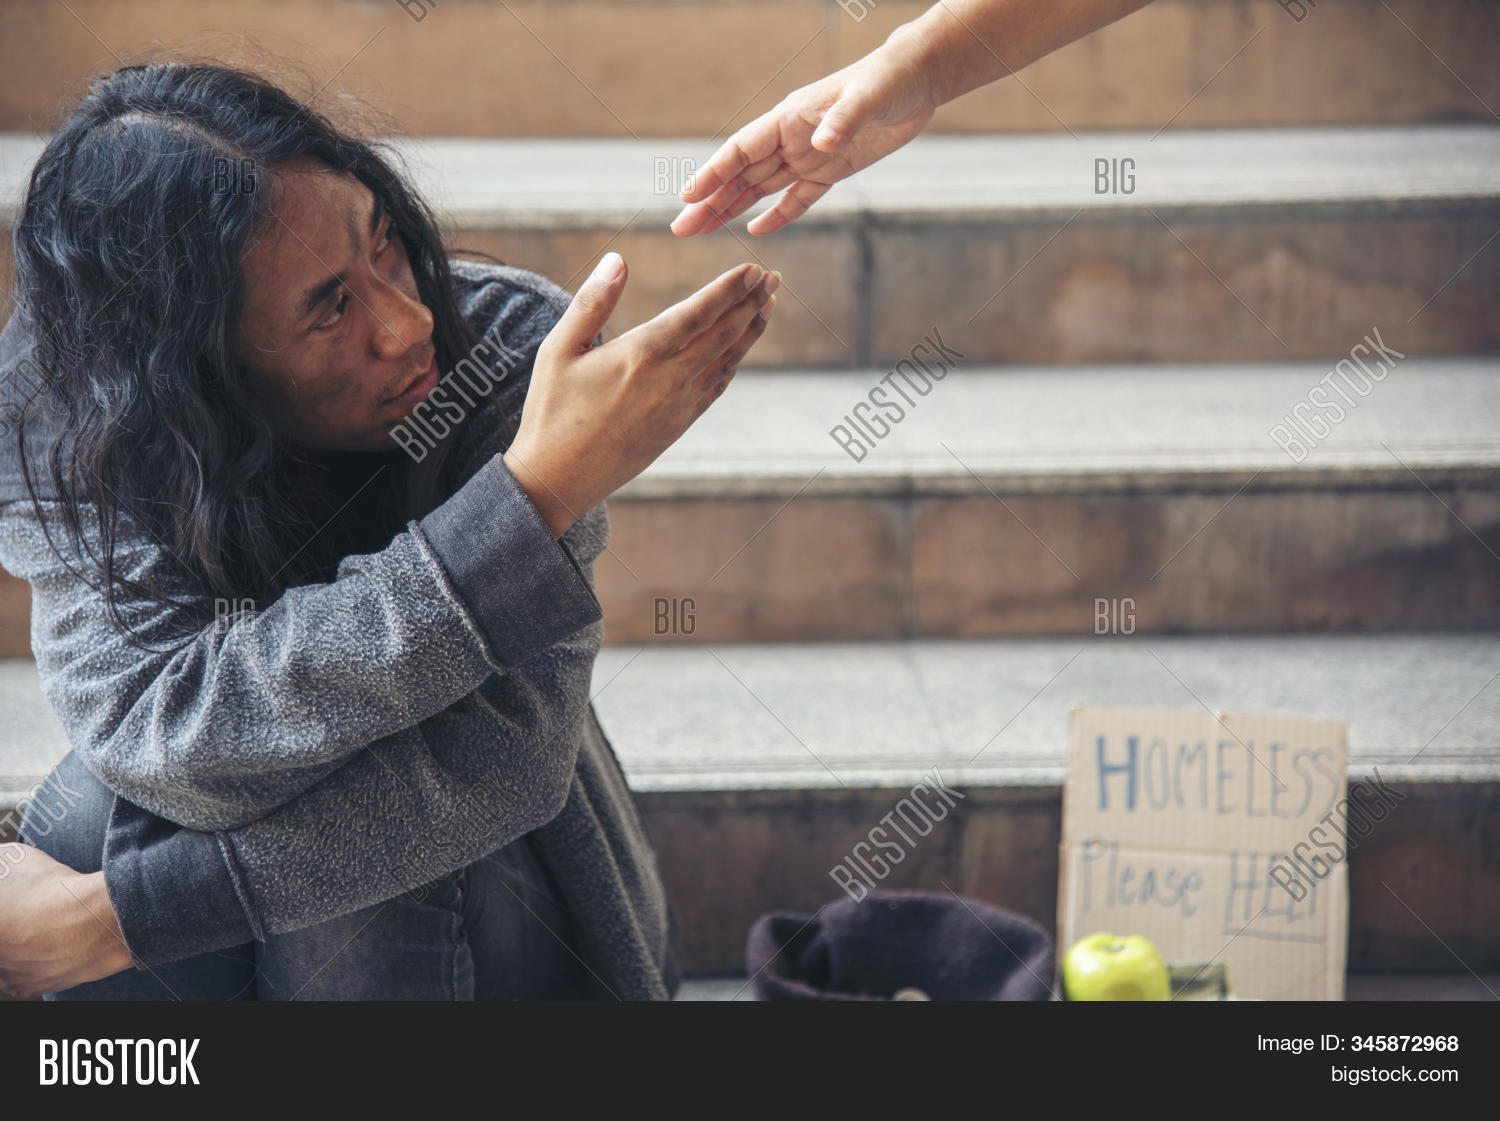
[21,752,601,1000]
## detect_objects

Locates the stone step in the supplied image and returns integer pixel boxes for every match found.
[596,357,1500,641]
[1,0,1495,136]
[592,634,1499,793]
[2,357,1497,651]
[617,632,1499,976]
[4,632,1497,975]
[3,126,1499,366]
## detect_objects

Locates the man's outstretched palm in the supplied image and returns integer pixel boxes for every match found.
[671,52,937,238]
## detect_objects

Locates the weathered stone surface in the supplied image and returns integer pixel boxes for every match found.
[2,1,1496,135]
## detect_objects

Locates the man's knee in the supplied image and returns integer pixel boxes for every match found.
[254,871,473,1000]
[18,751,114,874]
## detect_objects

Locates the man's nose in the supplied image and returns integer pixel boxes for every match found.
[370,279,434,362]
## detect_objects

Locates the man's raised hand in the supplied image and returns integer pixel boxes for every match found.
[503,254,777,536]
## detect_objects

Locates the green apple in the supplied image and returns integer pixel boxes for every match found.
[1062,932,1170,1001]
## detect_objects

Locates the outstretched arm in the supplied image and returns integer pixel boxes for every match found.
[671,0,1154,237]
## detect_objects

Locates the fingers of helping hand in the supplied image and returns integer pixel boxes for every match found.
[671,196,740,238]
[692,164,803,236]
[678,117,785,203]
[672,171,773,236]
[694,149,788,214]
[673,192,755,238]
[637,262,764,355]
[676,149,736,205]
[746,179,834,237]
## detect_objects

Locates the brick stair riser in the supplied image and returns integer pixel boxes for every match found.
[3,474,1496,651]
[2,1,1495,135]
[593,478,1500,643]
[635,780,1500,975]
[3,779,1492,975]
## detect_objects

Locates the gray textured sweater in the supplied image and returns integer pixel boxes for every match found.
[0,258,681,999]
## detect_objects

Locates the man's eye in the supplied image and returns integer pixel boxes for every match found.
[316,291,350,330]
[310,218,395,332]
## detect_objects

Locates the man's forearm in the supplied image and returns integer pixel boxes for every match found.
[889,0,1156,108]
[71,871,135,979]
[0,847,134,999]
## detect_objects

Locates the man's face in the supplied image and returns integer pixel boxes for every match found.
[236,156,439,454]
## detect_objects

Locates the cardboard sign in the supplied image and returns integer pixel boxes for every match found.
[1059,706,1349,1001]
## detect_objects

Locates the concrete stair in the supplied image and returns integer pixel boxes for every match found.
[6,633,1498,975]
[2,9,1497,996]
[600,357,1500,642]
[1,0,1495,137]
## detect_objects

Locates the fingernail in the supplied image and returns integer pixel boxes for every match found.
[591,252,624,284]
[742,265,765,292]
[764,271,782,296]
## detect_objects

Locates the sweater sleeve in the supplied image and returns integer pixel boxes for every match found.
[99,517,610,967]
[4,262,622,968]
[0,461,600,832]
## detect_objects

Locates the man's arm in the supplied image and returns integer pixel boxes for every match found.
[103,598,606,969]
[0,454,600,834]
[0,475,610,994]
[1,529,606,985]
[0,509,606,991]
[0,847,130,1000]
[0,260,774,987]
[0,278,605,834]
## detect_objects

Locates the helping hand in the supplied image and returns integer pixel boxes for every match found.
[671,43,938,237]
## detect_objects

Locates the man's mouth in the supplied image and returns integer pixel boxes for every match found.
[384,355,439,406]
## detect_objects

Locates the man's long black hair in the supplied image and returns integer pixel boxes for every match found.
[10,61,479,652]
